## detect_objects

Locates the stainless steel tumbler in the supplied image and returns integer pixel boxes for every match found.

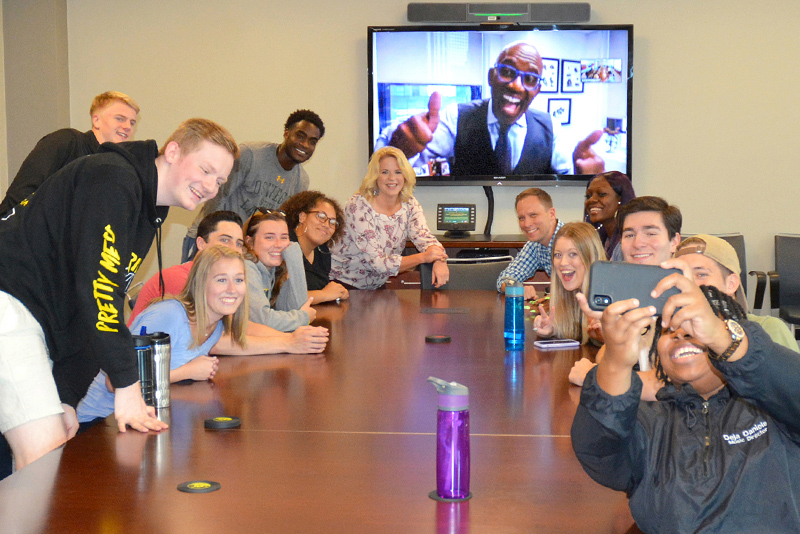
[133,335,155,406]
[149,332,171,408]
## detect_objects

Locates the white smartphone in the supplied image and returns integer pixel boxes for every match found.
[533,339,581,350]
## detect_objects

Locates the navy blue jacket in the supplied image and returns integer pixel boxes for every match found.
[572,322,800,533]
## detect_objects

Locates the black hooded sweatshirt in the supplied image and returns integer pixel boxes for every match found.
[0,140,169,407]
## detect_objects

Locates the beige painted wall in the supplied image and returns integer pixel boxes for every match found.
[55,0,799,290]
[3,0,69,179]
[0,1,6,195]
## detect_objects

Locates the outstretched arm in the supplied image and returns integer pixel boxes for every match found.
[211,322,329,355]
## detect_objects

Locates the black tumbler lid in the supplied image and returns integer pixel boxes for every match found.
[149,331,170,344]
[132,335,152,348]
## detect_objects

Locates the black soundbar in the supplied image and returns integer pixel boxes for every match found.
[407,3,591,23]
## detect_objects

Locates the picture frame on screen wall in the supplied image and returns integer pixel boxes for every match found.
[548,98,571,126]
[561,59,583,93]
[540,58,559,93]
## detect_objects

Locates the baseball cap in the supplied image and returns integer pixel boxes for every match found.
[675,234,740,275]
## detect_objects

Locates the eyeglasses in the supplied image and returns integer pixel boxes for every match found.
[306,210,339,229]
[252,207,285,218]
[494,63,542,90]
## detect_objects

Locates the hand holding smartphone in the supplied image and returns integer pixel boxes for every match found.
[587,262,681,315]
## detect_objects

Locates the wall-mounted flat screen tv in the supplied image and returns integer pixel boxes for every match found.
[368,24,633,186]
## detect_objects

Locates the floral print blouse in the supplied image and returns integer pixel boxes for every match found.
[330,193,441,289]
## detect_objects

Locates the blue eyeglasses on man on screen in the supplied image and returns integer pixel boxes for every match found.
[494,63,542,90]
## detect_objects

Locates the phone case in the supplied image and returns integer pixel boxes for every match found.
[587,261,682,314]
[533,339,581,350]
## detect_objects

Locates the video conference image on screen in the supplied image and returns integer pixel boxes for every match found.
[369,26,632,185]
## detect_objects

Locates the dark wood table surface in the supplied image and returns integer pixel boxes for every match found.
[0,290,626,534]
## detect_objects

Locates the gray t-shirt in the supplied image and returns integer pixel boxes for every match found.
[186,142,310,238]
[245,242,310,332]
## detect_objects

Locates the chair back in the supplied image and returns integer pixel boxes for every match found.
[420,256,512,290]
[775,234,800,326]
[717,233,747,293]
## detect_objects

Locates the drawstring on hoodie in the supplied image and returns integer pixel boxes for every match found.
[155,218,165,298]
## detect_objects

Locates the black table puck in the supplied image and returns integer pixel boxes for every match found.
[204,416,241,430]
[425,335,451,344]
[177,480,221,493]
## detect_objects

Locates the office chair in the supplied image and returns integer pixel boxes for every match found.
[420,256,512,290]
[769,234,800,339]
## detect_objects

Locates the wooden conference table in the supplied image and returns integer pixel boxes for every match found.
[0,290,626,534]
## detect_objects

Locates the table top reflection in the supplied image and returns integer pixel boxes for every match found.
[0,290,625,534]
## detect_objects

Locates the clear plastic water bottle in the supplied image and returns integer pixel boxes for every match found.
[504,279,525,350]
[427,377,471,501]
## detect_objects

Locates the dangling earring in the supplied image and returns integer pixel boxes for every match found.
[373,189,379,196]
[297,223,307,237]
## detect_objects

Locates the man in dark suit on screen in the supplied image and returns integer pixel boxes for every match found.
[377,42,604,177]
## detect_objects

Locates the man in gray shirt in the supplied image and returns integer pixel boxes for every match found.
[183,109,325,261]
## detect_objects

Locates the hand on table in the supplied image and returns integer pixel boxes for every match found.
[114,382,168,433]
[319,281,349,302]
[290,325,329,355]
[183,355,219,381]
[568,358,597,387]
[524,286,541,301]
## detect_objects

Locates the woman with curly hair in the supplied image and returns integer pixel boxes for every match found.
[281,191,349,303]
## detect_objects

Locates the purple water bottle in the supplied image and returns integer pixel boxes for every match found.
[428,377,471,501]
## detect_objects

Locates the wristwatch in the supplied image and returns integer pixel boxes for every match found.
[708,319,745,361]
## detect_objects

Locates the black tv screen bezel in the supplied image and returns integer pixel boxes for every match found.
[367,23,633,187]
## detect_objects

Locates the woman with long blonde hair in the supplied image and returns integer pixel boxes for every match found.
[534,222,606,343]
[330,146,448,289]
[77,246,250,423]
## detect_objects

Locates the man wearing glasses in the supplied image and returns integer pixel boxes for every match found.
[377,42,604,177]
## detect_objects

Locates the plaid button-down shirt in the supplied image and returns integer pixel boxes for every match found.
[496,219,563,291]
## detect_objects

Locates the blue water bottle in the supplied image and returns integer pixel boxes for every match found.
[427,377,471,501]
[504,279,525,350]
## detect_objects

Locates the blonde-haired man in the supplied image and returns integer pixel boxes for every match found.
[0,118,236,477]
[0,91,140,217]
